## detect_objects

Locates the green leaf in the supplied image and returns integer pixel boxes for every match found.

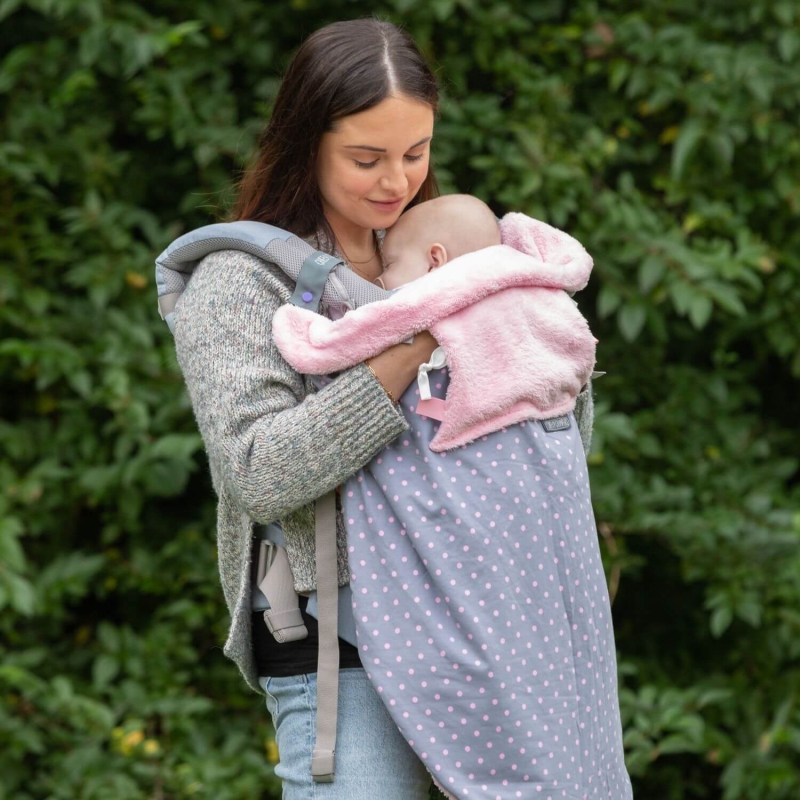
[149,433,204,461]
[0,0,22,24]
[67,370,93,399]
[736,596,762,627]
[710,606,733,637]
[0,522,26,571]
[696,688,733,707]
[704,281,747,316]
[707,133,734,172]
[96,622,121,654]
[778,30,800,62]
[597,286,622,318]
[668,280,696,315]
[638,255,667,293]
[671,119,705,182]
[609,60,630,92]
[688,293,713,329]
[618,304,646,342]
[92,655,120,688]
[3,572,35,615]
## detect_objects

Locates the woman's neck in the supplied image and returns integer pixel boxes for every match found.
[323,206,375,260]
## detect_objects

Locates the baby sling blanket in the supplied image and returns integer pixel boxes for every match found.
[332,386,634,799]
[271,214,599,452]
[297,217,633,799]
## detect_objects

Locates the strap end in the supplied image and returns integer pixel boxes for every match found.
[311,749,335,782]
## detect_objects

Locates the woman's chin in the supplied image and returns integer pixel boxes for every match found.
[365,210,403,228]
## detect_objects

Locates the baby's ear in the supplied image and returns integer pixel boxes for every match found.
[428,243,448,270]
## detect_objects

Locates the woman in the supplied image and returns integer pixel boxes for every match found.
[172,16,621,800]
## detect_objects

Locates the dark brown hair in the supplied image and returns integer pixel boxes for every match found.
[229,17,440,249]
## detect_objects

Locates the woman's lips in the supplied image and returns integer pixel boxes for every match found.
[368,198,403,212]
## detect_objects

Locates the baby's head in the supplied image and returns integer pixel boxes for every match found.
[376,194,501,290]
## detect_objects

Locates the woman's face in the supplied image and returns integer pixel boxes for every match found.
[316,94,434,234]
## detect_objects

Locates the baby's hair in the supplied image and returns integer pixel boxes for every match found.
[430,194,501,255]
[392,193,501,262]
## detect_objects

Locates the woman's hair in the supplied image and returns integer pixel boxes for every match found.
[229,17,441,249]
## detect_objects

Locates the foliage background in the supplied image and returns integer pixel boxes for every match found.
[2,0,799,798]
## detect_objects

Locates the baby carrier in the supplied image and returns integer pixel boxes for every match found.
[156,221,396,784]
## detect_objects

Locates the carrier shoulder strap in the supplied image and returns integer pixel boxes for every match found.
[289,255,342,783]
[154,220,391,333]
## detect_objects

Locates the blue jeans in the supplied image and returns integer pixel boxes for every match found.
[259,668,433,798]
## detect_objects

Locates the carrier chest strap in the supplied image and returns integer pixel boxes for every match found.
[290,252,344,312]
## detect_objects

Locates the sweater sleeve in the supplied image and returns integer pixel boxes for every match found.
[171,249,410,524]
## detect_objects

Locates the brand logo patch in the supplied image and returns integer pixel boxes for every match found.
[314,254,331,265]
[541,415,571,432]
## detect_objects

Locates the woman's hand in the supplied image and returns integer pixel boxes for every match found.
[365,330,440,402]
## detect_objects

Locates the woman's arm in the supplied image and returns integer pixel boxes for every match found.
[172,249,434,523]
[365,329,438,403]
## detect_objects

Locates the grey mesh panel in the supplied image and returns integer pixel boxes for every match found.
[160,269,186,294]
[158,236,293,274]
[264,239,390,309]
[328,262,392,308]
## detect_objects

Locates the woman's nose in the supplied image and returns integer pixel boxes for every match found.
[380,163,409,195]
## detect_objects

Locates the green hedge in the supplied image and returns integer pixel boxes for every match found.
[2,1,799,798]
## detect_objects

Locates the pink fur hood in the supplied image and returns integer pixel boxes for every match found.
[272,213,598,451]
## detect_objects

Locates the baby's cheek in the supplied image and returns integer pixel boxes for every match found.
[380,273,402,291]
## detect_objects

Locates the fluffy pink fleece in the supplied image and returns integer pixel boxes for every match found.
[272,213,598,452]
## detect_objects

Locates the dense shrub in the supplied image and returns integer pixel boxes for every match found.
[1,1,798,798]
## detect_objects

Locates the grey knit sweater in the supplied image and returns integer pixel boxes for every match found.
[172,235,595,695]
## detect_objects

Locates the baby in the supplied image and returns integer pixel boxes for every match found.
[368,194,596,432]
[373,193,502,291]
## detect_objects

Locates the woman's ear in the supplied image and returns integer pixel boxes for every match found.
[427,243,448,272]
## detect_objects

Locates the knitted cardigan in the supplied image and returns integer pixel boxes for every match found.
[171,229,595,695]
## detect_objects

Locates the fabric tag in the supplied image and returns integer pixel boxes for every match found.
[541,415,571,432]
[415,397,447,421]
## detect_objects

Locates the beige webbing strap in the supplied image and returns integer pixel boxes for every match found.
[310,489,340,782]
[258,543,308,643]
[157,292,182,319]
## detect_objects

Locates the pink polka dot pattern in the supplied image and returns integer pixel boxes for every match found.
[341,367,633,800]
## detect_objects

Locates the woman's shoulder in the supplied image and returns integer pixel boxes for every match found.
[196,248,295,295]
[174,249,295,331]
[178,224,388,318]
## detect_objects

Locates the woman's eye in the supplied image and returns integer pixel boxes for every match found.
[354,153,426,169]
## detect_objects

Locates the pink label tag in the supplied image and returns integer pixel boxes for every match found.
[415,397,447,421]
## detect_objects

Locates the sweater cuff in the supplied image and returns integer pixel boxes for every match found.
[351,359,408,419]
[320,361,409,449]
